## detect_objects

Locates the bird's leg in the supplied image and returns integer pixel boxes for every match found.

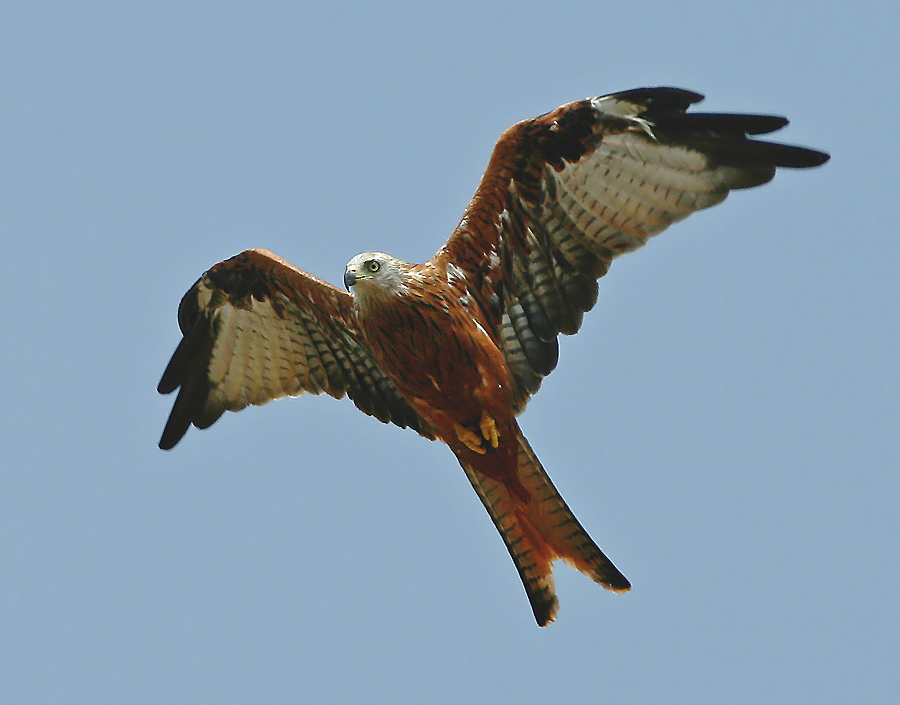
[454,412,501,454]
[454,422,486,454]
[480,411,500,450]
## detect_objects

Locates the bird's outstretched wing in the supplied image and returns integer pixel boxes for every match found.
[157,248,434,449]
[435,86,830,408]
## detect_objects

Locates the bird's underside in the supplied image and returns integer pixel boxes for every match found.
[158,86,829,625]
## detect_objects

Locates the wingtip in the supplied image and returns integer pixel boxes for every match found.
[157,376,176,395]
[158,424,184,451]
[804,148,831,167]
[769,143,831,169]
[609,86,706,108]
[158,393,197,450]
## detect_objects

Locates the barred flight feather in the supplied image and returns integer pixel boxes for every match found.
[159,87,828,624]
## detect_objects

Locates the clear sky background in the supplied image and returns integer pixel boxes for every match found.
[3,2,896,703]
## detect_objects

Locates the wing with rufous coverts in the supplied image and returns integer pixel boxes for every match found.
[435,86,829,409]
[158,248,434,449]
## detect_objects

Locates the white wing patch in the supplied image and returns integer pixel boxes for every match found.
[546,133,732,257]
[201,293,330,418]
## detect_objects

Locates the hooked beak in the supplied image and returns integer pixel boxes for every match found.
[343,266,357,290]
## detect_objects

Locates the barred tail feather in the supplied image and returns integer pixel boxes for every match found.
[459,430,630,626]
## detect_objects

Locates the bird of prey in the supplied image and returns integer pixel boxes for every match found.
[158,87,829,626]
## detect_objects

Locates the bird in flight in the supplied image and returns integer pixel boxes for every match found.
[158,87,829,626]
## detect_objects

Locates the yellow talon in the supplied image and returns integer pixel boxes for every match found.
[454,413,500,454]
[480,412,500,449]
[455,423,486,454]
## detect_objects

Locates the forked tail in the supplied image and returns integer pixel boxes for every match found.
[459,430,630,626]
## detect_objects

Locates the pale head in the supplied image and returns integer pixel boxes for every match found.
[344,252,409,304]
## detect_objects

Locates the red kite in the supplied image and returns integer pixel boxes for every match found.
[158,87,828,625]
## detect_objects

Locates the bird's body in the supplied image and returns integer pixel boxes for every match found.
[349,255,515,474]
[158,87,829,625]
[345,252,630,623]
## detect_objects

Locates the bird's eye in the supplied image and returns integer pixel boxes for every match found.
[367,260,380,273]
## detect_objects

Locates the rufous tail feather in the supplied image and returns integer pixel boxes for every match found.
[459,429,630,626]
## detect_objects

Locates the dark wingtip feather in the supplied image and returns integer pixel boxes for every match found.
[158,373,212,449]
[771,143,830,168]
[622,90,830,171]
[158,415,188,450]
[609,86,705,112]
[666,112,790,136]
[158,399,190,449]
[697,138,830,176]
[157,312,216,448]
[157,336,194,395]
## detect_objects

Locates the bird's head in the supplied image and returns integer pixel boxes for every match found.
[344,252,409,304]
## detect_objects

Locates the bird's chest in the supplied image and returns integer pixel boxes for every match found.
[358,293,510,415]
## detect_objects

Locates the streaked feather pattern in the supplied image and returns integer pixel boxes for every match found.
[460,429,630,626]
[159,87,828,624]
[158,249,434,450]
[438,87,828,406]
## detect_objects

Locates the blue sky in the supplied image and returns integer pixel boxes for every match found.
[3,2,897,703]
